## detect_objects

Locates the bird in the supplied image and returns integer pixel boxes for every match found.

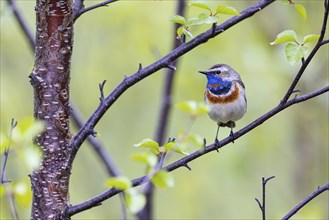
[199,64,247,144]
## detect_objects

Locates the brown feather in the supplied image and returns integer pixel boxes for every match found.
[206,84,240,104]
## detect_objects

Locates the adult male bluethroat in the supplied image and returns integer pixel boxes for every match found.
[199,64,247,143]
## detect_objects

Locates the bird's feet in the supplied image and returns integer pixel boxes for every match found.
[229,129,235,143]
[214,138,220,152]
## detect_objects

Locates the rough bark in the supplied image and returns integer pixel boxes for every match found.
[29,0,73,219]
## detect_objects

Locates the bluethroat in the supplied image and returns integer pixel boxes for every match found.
[199,64,247,143]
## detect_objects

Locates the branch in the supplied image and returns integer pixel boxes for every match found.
[1,118,17,184]
[70,104,121,177]
[69,0,276,166]
[164,85,329,172]
[280,0,329,104]
[67,85,329,216]
[71,104,127,218]
[6,0,35,50]
[154,1,186,147]
[73,0,119,22]
[282,182,329,220]
[136,2,187,219]
[6,0,126,214]
[0,119,18,220]
[255,176,275,220]
[7,0,123,185]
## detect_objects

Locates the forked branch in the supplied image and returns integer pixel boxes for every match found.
[282,182,329,220]
[69,0,277,166]
[67,84,329,216]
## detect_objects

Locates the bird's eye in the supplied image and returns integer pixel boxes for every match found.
[220,71,228,77]
[216,70,221,75]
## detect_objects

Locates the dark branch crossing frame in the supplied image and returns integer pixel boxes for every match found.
[3,0,328,219]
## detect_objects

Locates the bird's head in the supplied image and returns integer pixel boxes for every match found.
[199,64,241,95]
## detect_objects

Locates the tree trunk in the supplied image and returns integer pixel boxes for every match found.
[29,0,73,219]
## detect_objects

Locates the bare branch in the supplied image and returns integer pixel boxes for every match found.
[71,104,127,217]
[136,2,187,218]
[70,105,121,177]
[69,0,276,166]
[320,38,329,45]
[1,118,17,184]
[164,85,329,171]
[99,80,107,103]
[0,119,18,220]
[281,0,329,104]
[154,0,186,146]
[7,0,123,188]
[73,0,119,22]
[67,84,329,216]
[282,182,329,220]
[255,176,275,220]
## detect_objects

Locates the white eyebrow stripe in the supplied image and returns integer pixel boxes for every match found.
[208,68,222,73]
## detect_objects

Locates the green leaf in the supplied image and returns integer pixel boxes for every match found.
[195,103,209,115]
[134,138,159,154]
[151,170,175,188]
[163,142,189,155]
[177,26,184,36]
[285,43,309,65]
[182,28,194,39]
[176,101,208,116]
[190,2,212,11]
[198,13,218,24]
[216,5,240,16]
[162,142,176,151]
[176,100,198,114]
[168,15,186,25]
[270,30,298,45]
[187,17,203,26]
[131,152,157,167]
[302,34,320,44]
[294,3,307,19]
[125,188,146,214]
[105,176,131,190]
[173,144,190,155]
[187,133,204,148]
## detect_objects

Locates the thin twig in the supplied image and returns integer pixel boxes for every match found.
[67,85,329,217]
[70,104,121,177]
[5,187,19,220]
[255,176,275,220]
[282,182,329,220]
[154,0,186,146]
[0,119,18,220]
[164,85,329,171]
[137,2,186,218]
[69,0,277,166]
[99,80,107,102]
[6,0,127,216]
[1,119,17,184]
[70,104,126,218]
[6,0,123,189]
[73,0,119,22]
[281,0,329,104]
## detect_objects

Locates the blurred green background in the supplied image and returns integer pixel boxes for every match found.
[1,0,328,219]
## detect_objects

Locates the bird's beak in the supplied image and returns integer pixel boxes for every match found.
[198,70,208,75]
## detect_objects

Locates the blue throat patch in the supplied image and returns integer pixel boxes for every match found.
[206,75,232,95]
